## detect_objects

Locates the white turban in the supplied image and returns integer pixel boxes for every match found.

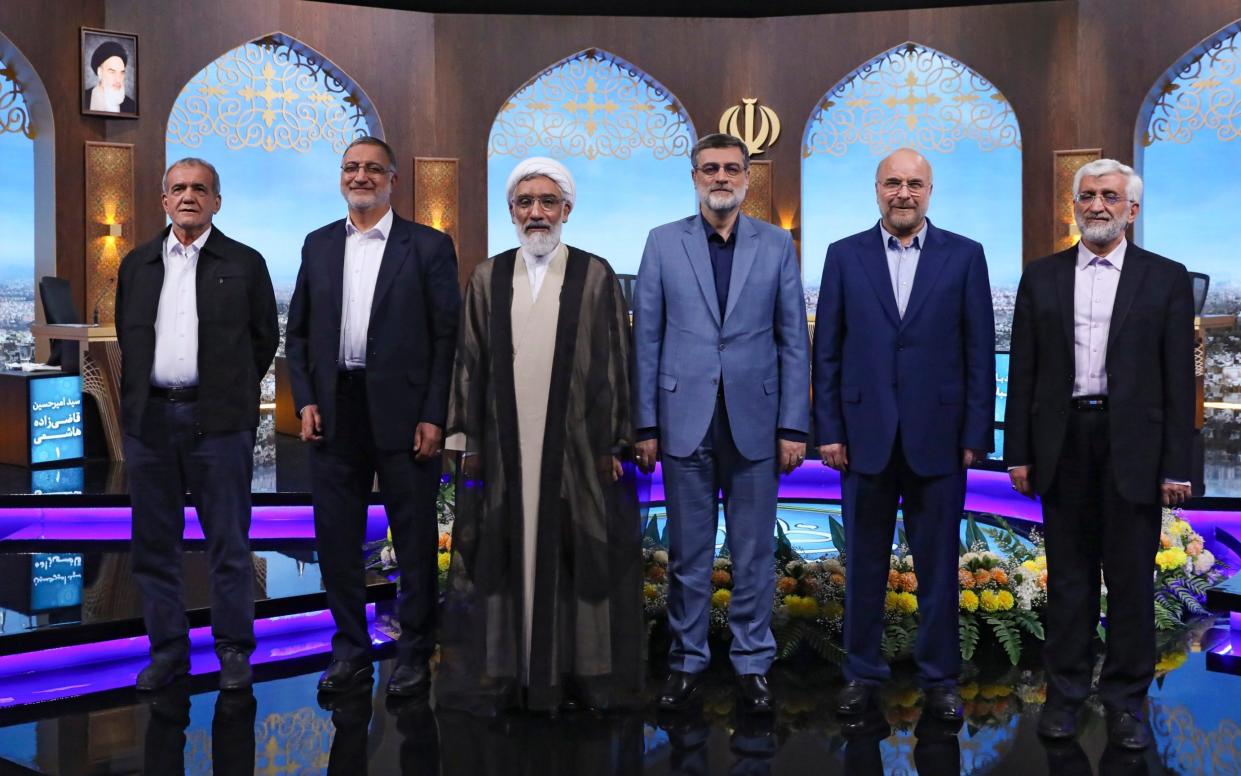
[505,157,576,206]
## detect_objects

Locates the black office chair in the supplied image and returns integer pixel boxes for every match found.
[38,276,79,366]
[1189,272,1210,316]
[616,273,637,313]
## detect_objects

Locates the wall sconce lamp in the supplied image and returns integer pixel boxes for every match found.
[414,158,459,249]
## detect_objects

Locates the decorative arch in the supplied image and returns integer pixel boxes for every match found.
[486,48,696,274]
[1136,19,1241,497]
[167,31,382,154]
[801,42,1023,349]
[0,29,55,361]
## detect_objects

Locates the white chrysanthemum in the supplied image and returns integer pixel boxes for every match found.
[1194,549,1216,575]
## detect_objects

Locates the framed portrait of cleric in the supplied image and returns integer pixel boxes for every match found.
[80,28,138,118]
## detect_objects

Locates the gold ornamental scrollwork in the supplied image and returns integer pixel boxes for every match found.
[167,33,378,154]
[0,57,34,139]
[488,48,693,161]
[1143,23,1241,146]
[803,42,1021,158]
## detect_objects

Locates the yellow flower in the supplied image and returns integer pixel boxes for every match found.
[960,590,979,612]
[643,583,659,600]
[896,592,918,614]
[979,684,1012,699]
[890,688,920,708]
[1022,557,1047,572]
[1155,548,1188,571]
[980,589,1001,612]
[784,594,818,618]
[821,600,844,620]
[885,591,901,611]
[437,551,451,572]
[711,588,731,608]
[959,683,979,700]
[1155,650,1188,673]
[1170,520,1192,538]
[996,590,1015,611]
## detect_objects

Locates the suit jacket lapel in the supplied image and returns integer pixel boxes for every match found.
[367,215,410,329]
[899,220,947,329]
[860,224,901,326]
[1106,243,1148,357]
[327,220,347,328]
[723,215,759,325]
[1054,247,1076,360]
[681,215,721,328]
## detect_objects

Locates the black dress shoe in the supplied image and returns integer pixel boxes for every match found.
[317,658,374,693]
[835,679,878,716]
[922,685,964,723]
[386,663,431,698]
[136,656,190,691]
[657,670,703,710]
[1037,706,1080,740]
[736,673,773,715]
[218,648,253,691]
[1106,709,1151,751]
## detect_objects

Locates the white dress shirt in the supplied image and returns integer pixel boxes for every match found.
[520,243,559,301]
[880,221,928,318]
[1072,238,1126,397]
[339,207,393,369]
[150,228,210,387]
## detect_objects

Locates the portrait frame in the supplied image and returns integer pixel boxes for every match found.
[80,27,138,119]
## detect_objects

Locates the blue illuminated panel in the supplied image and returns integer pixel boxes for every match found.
[29,376,84,465]
[30,553,83,611]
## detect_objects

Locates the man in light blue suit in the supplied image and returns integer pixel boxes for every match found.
[813,148,994,724]
[633,133,810,714]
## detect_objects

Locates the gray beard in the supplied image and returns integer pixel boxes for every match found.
[91,84,125,111]
[701,187,746,213]
[516,219,562,257]
[1076,213,1127,246]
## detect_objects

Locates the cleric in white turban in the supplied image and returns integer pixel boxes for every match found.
[437,157,643,714]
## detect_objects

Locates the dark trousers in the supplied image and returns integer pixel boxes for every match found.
[662,395,780,676]
[312,372,440,665]
[125,398,256,659]
[841,434,964,687]
[1041,407,1161,714]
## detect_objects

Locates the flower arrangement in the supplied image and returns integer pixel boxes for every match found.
[1152,509,1227,631]
[638,510,1227,668]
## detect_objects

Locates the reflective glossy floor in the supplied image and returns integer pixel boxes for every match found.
[0,634,1238,776]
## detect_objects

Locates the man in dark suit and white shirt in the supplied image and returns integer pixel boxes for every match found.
[1005,158,1193,750]
[115,157,278,691]
[813,148,994,725]
[286,136,460,698]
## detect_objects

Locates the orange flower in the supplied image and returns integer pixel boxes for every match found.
[958,568,975,589]
[830,572,845,586]
[777,577,798,594]
[1160,534,1173,549]
[802,578,821,596]
[974,569,992,586]
[888,569,901,590]
[991,569,1008,586]
[438,532,452,551]
[712,569,732,586]
[901,572,918,593]
[647,566,667,582]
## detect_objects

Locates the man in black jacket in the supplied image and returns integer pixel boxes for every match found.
[115,157,278,691]
[1005,158,1194,750]
[286,136,460,698]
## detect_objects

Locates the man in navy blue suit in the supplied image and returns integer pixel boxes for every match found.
[634,133,811,714]
[286,136,460,699]
[812,148,994,723]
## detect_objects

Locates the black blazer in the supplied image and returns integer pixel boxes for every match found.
[285,213,460,451]
[115,226,279,440]
[1003,243,1194,504]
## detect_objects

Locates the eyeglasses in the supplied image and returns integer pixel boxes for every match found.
[1074,192,1129,206]
[878,178,928,195]
[512,195,564,211]
[341,162,394,177]
[695,163,746,177]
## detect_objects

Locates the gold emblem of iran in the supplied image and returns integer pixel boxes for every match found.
[719,99,781,156]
